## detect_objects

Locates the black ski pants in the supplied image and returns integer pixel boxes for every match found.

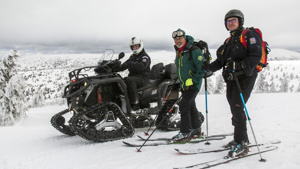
[179,88,201,133]
[125,76,144,105]
[226,72,257,144]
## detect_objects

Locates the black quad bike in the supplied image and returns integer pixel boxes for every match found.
[51,50,181,142]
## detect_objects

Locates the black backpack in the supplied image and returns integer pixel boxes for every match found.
[188,40,212,64]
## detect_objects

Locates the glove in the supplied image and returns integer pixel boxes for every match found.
[222,71,234,82]
[111,60,121,69]
[202,62,211,71]
[204,70,213,78]
[119,62,131,71]
[94,66,103,74]
[185,78,193,86]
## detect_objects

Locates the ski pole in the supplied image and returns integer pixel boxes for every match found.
[204,72,211,145]
[137,95,182,152]
[232,69,266,162]
[144,113,158,136]
[144,79,178,136]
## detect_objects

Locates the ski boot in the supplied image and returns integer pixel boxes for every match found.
[169,132,191,143]
[189,127,202,139]
[169,127,201,143]
[224,140,238,148]
[227,141,249,158]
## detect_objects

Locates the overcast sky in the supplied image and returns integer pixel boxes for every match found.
[0,0,299,55]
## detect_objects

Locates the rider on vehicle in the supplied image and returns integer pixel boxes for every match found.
[117,37,151,111]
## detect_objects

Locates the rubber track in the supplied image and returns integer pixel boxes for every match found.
[50,109,76,136]
[69,102,135,142]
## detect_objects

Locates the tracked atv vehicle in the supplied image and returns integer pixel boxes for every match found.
[51,50,181,142]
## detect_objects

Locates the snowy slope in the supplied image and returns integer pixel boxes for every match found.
[1,93,300,169]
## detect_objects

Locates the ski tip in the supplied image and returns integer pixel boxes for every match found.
[273,140,281,144]
[122,141,130,145]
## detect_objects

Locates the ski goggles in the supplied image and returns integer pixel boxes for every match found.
[172,30,185,38]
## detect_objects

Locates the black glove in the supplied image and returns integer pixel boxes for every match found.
[118,62,132,71]
[240,62,254,77]
[94,66,102,74]
[203,70,213,78]
[111,60,121,71]
[202,61,211,71]
[222,71,234,82]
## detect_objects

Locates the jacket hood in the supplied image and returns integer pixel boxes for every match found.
[185,35,195,48]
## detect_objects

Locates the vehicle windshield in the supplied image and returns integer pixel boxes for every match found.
[98,49,114,66]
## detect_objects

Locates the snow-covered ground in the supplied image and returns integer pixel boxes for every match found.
[1,92,299,169]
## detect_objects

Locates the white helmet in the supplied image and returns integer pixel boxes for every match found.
[129,37,143,55]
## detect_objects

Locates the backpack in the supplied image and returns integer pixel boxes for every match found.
[188,40,212,63]
[239,27,270,72]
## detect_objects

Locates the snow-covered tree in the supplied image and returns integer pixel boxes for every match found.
[290,73,294,80]
[269,82,277,93]
[297,81,300,93]
[0,50,17,89]
[214,74,225,94]
[289,85,294,93]
[278,76,290,93]
[1,76,27,125]
[0,50,27,126]
[255,73,268,93]
[207,78,214,94]
[200,77,214,94]
[31,89,45,108]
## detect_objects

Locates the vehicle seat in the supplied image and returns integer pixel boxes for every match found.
[137,63,164,91]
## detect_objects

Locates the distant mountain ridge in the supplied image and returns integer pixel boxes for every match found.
[267,49,300,61]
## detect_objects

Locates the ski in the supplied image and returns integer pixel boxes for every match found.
[175,140,281,155]
[137,133,233,142]
[122,136,225,147]
[174,145,279,169]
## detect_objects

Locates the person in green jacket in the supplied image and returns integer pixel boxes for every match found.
[171,28,205,142]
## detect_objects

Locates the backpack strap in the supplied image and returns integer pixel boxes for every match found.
[240,27,263,49]
[188,44,199,60]
[240,28,250,49]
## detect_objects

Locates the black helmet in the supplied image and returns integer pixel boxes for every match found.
[224,9,244,30]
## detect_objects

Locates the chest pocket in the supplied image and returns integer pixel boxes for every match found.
[224,39,247,62]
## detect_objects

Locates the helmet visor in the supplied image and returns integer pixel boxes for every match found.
[130,44,140,50]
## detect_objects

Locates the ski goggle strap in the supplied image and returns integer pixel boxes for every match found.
[172,30,185,38]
